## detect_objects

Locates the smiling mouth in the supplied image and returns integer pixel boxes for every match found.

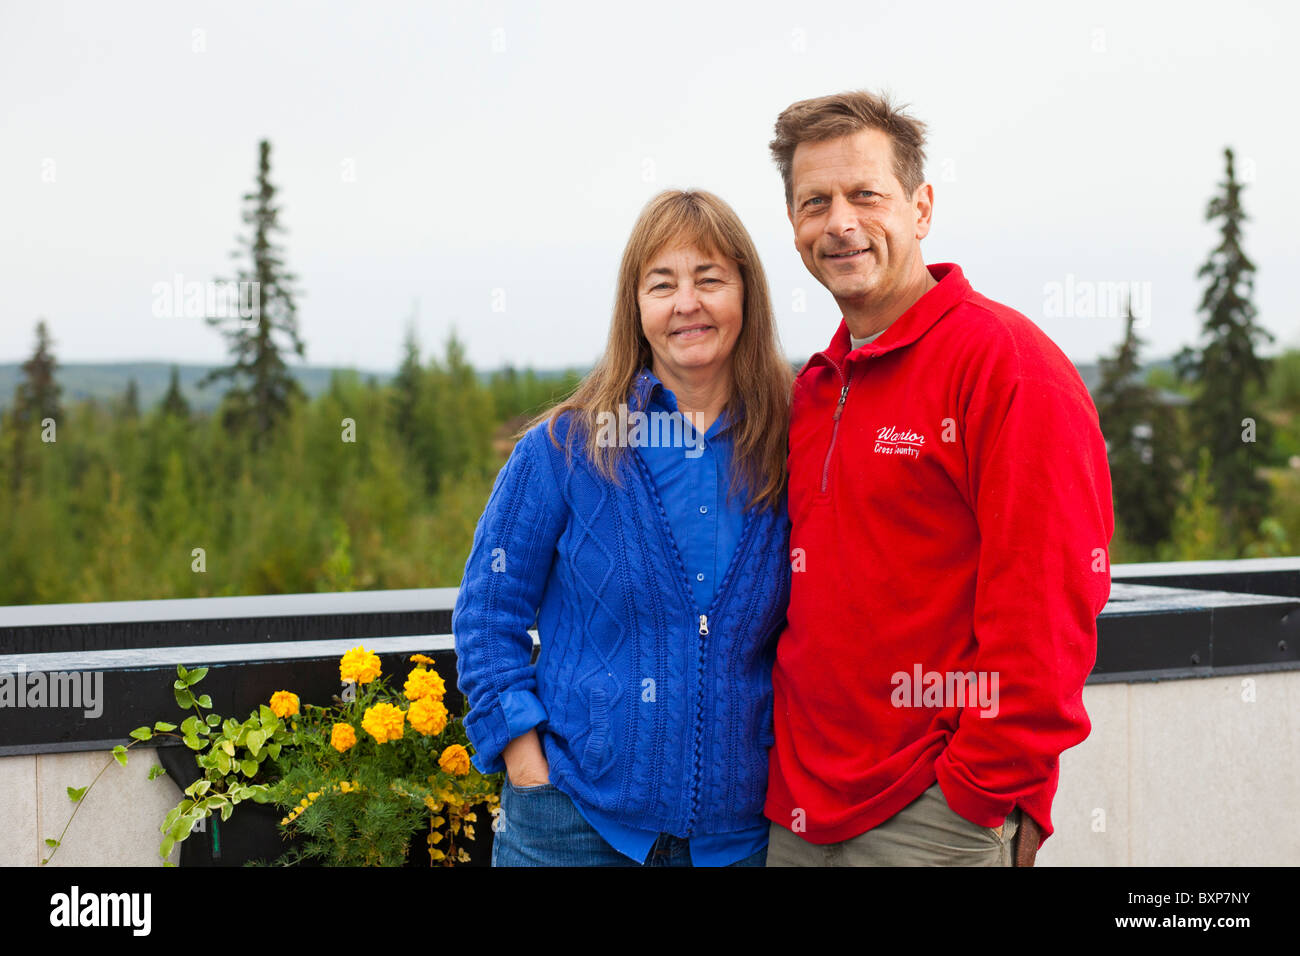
[671,325,714,339]
[826,247,872,259]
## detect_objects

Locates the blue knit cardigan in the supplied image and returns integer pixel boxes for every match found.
[452,404,790,838]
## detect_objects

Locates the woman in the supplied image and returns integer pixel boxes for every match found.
[452,189,792,866]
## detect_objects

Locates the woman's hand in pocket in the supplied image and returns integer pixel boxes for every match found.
[503,728,550,787]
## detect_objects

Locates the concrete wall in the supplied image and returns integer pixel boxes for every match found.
[0,748,181,867]
[4,670,1297,866]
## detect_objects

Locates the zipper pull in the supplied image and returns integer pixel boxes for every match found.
[699,614,709,636]
[832,384,849,421]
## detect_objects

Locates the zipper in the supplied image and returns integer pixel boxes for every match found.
[819,365,851,494]
[628,448,760,838]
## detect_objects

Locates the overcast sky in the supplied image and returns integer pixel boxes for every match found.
[3,0,1297,373]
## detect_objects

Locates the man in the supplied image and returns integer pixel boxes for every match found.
[764,90,1114,867]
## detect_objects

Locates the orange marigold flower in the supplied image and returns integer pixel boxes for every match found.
[438,744,471,776]
[339,646,382,685]
[269,691,299,718]
[408,697,449,736]
[404,667,446,702]
[409,653,436,666]
[361,702,406,745]
[330,723,358,753]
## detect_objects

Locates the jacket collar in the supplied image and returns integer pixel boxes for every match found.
[804,262,970,375]
[631,366,734,435]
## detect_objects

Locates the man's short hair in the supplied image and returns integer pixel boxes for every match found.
[770,90,928,207]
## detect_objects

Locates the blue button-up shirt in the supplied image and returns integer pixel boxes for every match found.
[568,366,768,866]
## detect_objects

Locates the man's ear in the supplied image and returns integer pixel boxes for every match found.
[786,203,794,229]
[914,182,935,240]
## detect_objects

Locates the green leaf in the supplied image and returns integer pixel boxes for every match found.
[220,740,235,756]
[148,765,167,781]
[181,716,199,736]
[259,704,274,723]
[185,666,208,687]
[266,743,281,760]
[240,758,258,777]
[45,838,60,848]
[129,727,153,741]
[246,729,265,756]
[183,735,203,751]
[196,694,212,708]
[215,750,231,775]
[160,835,176,858]
[66,786,88,803]
[205,714,221,727]
[153,721,177,732]
[112,745,128,767]
[177,664,189,681]
[220,802,233,822]
[161,807,181,833]
[174,687,194,709]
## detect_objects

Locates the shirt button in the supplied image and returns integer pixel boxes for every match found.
[696,573,705,582]
[699,506,708,514]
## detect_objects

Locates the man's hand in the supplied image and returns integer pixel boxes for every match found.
[503,728,550,787]
[1013,813,1042,867]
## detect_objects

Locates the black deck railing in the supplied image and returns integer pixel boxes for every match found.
[3,561,1299,757]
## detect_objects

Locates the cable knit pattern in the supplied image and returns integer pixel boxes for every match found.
[453,407,790,838]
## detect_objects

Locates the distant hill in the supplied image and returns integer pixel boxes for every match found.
[0,362,580,415]
[0,357,1178,415]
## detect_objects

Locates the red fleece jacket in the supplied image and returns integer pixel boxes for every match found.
[766,262,1113,847]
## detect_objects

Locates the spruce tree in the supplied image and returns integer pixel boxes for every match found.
[1095,299,1179,550]
[160,365,191,419]
[200,139,306,448]
[5,319,63,490]
[1175,147,1272,544]
[13,318,62,427]
[122,377,140,419]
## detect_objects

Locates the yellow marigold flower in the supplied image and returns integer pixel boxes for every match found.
[339,646,382,685]
[408,697,449,736]
[439,744,471,777]
[409,653,436,666]
[268,690,299,718]
[361,702,406,744]
[330,723,358,753]
[404,667,446,702]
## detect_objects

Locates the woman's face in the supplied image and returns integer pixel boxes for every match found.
[637,242,744,383]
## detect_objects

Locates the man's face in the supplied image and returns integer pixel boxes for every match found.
[637,243,744,381]
[787,128,933,306]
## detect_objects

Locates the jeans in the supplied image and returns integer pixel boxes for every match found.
[492,779,767,867]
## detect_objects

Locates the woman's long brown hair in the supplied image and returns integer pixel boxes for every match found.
[525,189,792,512]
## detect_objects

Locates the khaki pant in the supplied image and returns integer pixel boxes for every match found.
[766,782,1019,867]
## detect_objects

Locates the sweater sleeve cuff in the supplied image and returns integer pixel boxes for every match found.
[467,690,548,775]
[934,758,1015,829]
